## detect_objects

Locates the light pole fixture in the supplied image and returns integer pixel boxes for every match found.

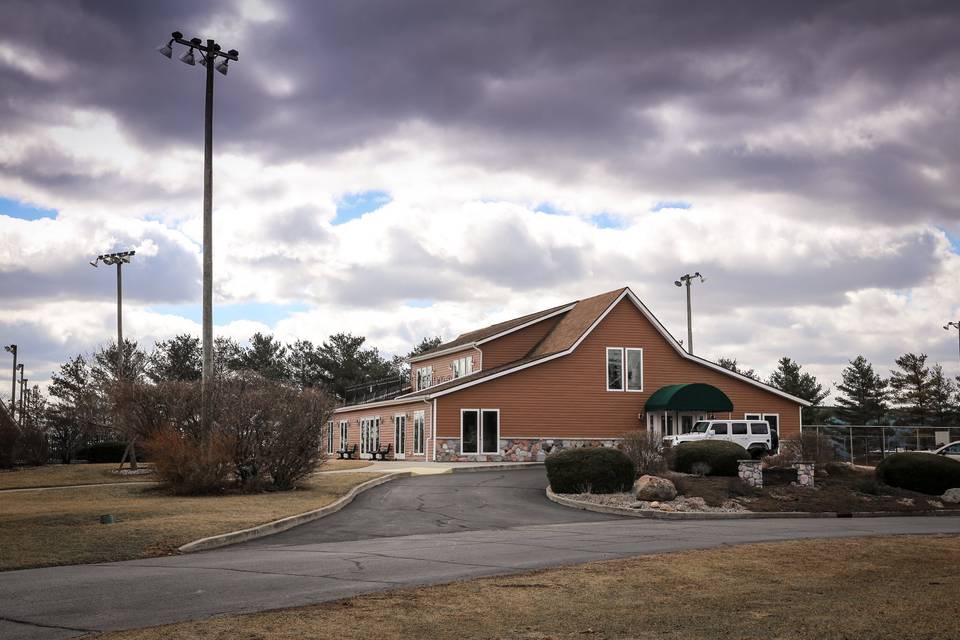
[945,321,960,370]
[91,250,136,380]
[674,272,705,355]
[16,364,24,427]
[3,344,16,418]
[157,30,239,434]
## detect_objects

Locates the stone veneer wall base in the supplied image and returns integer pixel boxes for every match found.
[436,437,623,462]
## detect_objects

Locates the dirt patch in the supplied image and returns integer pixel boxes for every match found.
[0,472,385,570]
[94,535,960,640]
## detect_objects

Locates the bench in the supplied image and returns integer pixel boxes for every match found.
[337,444,359,460]
[372,443,393,461]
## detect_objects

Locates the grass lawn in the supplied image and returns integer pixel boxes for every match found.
[0,464,159,490]
[92,534,959,640]
[0,471,384,571]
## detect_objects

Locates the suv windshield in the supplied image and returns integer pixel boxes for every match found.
[691,421,710,433]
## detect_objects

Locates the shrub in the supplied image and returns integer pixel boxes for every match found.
[875,452,960,496]
[670,440,750,477]
[799,431,840,465]
[144,428,234,495]
[854,476,883,495]
[763,439,801,468]
[18,425,50,466]
[0,414,18,469]
[545,447,635,494]
[621,430,665,477]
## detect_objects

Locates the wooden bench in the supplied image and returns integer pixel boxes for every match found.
[337,444,359,460]
[372,443,393,461]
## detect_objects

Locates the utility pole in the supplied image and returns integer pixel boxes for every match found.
[91,250,136,468]
[4,344,16,419]
[674,272,705,354]
[157,31,239,434]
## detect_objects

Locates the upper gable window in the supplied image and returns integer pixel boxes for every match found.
[606,348,624,391]
[607,347,643,392]
[416,366,433,390]
[451,355,473,379]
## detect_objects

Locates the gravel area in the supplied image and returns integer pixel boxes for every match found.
[561,491,748,513]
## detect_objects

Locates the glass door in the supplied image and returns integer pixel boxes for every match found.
[394,415,406,459]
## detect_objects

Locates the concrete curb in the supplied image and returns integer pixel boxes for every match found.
[178,472,411,553]
[179,462,545,553]
[545,487,960,520]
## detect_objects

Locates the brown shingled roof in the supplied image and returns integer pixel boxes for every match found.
[412,301,573,358]
[398,287,626,398]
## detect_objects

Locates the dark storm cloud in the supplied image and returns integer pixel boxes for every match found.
[3,0,959,223]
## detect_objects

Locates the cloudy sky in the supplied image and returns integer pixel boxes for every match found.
[1,0,959,396]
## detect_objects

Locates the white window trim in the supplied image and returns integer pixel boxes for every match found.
[460,408,500,455]
[625,347,643,392]
[744,413,761,421]
[606,347,624,392]
[416,365,434,391]
[339,420,349,450]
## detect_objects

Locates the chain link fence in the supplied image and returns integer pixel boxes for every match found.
[802,424,960,466]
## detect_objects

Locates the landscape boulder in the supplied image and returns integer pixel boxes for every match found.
[634,475,677,501]
[942,488,960,504]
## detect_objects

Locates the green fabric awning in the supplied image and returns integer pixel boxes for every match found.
[644,383,734,412]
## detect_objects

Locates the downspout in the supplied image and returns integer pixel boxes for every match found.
[432,398,438,461]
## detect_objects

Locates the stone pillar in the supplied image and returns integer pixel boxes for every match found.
[738,460,763,488]
[794,461,815,488]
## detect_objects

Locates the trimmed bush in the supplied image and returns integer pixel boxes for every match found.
[875,452,960,496]
[669,440,750,476]
[545,447,635,494]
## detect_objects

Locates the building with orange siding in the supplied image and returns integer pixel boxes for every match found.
[332,287,808,462]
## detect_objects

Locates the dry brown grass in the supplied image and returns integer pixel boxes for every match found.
[92,534,959,640]
[317,459,373,471]
[0,472,384,571]
[0,464,158,490]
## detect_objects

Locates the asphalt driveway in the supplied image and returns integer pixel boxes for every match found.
[2,468,959,640]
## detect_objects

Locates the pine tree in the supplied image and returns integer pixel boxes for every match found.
[234,333,290,381]
[833,355,887,425]
[768,356,828,422]
[888,353,932,425]
[47,355,99,463]
[147,334,201,382]
[927,364,955,427]
[717,357,759,381]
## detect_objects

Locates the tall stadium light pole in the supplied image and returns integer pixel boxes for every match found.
[945,321,960,371]
[674,272,705,355]
[3,344,16,418]
[16,365,25,427]
[90,251,136,379]
[157,31,239,434]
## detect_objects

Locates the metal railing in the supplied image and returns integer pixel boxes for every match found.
[342,376,411,406]
[802,424,960,466]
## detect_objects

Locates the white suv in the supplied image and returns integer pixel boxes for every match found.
[664,419,776,459]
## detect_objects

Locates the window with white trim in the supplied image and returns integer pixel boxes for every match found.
[339,420,349,450]
[326,420,334,453]
[461,409,499,455]
[450,355,473,379]
[607,347,643,391]
[625,348,643,391]
[606,347,624,391]
[416,366,433,390]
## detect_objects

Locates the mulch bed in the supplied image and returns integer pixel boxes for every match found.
[669,467,960,513]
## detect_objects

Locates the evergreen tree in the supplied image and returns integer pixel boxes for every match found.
[213,336,243,379]
[717,357,759,381]
[91,339,148,387]
[833,355,887,425]
[888,353,932,425]
[927,364,955,427]
[147,334,201,382]
[317,333,400,397]
[47,355,99,463]
[408,336,443,358]
[233,333,290,381]
[288,339,324,389]
[768,356,829,422]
